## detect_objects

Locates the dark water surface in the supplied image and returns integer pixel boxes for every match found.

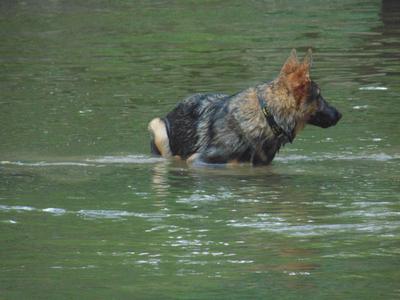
[1,0,400,299]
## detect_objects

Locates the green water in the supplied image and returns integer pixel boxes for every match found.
[1,0,400,299]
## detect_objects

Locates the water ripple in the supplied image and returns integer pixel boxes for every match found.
[1,152,398,169]
[276,152,400,163]
[0,161,92,167]
[0,155,164,168]
[85,155,165,164]
[228,220,400,237]
[0,204,166,221]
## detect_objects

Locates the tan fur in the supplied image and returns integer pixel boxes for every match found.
[148,118,172,157]
[232,88,275,141]
[227,159,242,165]
[187,153,200,164]
[280,49,299,75]
[279,50,312,106]
[268,81,298,115]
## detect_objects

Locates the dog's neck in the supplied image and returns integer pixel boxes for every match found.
[256,91,294,143]
[256,81,299,143]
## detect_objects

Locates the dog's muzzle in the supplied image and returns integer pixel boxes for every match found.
[308,97,342,128]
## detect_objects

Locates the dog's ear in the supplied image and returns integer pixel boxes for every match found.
[302,48,313,70]
[279,49,312,103]
[289,65,311,103]
[280,49,299,76]
[286,53,312,104]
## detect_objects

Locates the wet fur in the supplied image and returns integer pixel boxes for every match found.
[148,49,340,165]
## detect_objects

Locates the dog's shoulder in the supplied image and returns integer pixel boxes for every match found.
[228,88,266,128]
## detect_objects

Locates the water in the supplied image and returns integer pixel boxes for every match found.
[1,0,400,299]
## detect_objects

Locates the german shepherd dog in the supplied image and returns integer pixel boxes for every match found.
[148,49,341,165]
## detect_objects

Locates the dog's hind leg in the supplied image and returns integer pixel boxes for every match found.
[186,149,230,166]
[150,139,161,156]
[148,118,172,157]
[187,153,201,164]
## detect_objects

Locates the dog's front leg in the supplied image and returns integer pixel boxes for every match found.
[251,140,280,166]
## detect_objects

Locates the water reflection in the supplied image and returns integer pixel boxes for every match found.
[151,159,172,198]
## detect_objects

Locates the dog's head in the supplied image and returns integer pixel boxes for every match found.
[278,49,342,128]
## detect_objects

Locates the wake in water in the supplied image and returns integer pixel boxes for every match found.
[275,153,400,163]
[0,152,398,167]
[0,204,166,221]
[0,155,165,167]
[2,203,399,238]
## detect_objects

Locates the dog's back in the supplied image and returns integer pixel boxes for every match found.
[149,93,228,159]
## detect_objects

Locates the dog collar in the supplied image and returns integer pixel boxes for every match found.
[257,94,294,143]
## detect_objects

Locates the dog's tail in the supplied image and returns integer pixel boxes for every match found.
[148,118,172,157]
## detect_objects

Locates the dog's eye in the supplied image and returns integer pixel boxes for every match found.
[308,87,320,103]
